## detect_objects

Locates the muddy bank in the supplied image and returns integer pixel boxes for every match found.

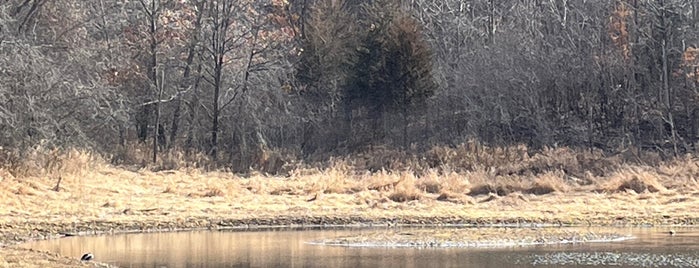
[3,214,698,247]
[0,247,110,268]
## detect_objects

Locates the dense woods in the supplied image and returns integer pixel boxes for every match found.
[2,0,699,172]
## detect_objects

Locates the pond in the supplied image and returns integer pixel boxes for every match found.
[22,227,699,268]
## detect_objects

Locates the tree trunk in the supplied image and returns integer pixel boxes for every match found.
[169,99,180,149]
[661,39,678,156]
[170,0,205,149]
[402,104,408,149]
[147,0,160,163]
[343,96,353,146]
[153,70,163,163]
[662,40,670,109]
[211,54,222,160]
[136,104,150,142]
[488,0,495,44]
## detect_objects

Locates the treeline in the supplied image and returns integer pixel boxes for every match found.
[1,0,698,172]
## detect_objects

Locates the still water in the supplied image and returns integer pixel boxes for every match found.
[22,227,699,268]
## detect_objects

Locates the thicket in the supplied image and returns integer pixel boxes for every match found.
[1,0,699,174]
[296,0,436,152]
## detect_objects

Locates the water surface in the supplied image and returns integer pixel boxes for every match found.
[23,227,699,268]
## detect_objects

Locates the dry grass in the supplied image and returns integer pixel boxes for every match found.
[0,146,698,231]
[0,146,98,179]
[387,173,423,202]
[596,166,668,194]
[417,177,441,194]
[298,162,360,194]
[111,142,214,171]
[527,171,569,195]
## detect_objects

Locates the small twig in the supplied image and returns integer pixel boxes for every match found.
[53,176,62,192]
[139,86,193,107]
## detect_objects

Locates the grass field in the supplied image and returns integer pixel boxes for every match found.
[1,145,698,266]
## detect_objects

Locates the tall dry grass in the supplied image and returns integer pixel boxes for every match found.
[110,142,214,171]
[1,141,697,204]
[110,142,299,175]
[0,145,99,179]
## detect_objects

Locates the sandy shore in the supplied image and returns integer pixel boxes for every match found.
[1,162,699,266]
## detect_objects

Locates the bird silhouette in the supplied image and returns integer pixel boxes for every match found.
[80,252,94,261]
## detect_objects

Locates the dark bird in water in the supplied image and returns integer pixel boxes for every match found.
[80,253,94,261]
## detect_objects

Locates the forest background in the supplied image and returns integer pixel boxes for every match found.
[2,0,699,175]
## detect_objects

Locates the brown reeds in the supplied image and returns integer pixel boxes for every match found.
[1,142,698,213]
[596,166,667,194]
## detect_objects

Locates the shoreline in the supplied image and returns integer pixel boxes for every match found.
[2,215,693,267]
[4,214,699,246]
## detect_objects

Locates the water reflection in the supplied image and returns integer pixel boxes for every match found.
[22,227,699,268]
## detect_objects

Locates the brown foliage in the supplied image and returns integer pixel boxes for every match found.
[617,177,660,194]
[469,184,523,197]
[609,1,631,60]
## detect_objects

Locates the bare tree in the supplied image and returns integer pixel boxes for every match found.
[170,0,207,150]
[0,0,129,150]
[137,0,166,162]
[201,0,275,159]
